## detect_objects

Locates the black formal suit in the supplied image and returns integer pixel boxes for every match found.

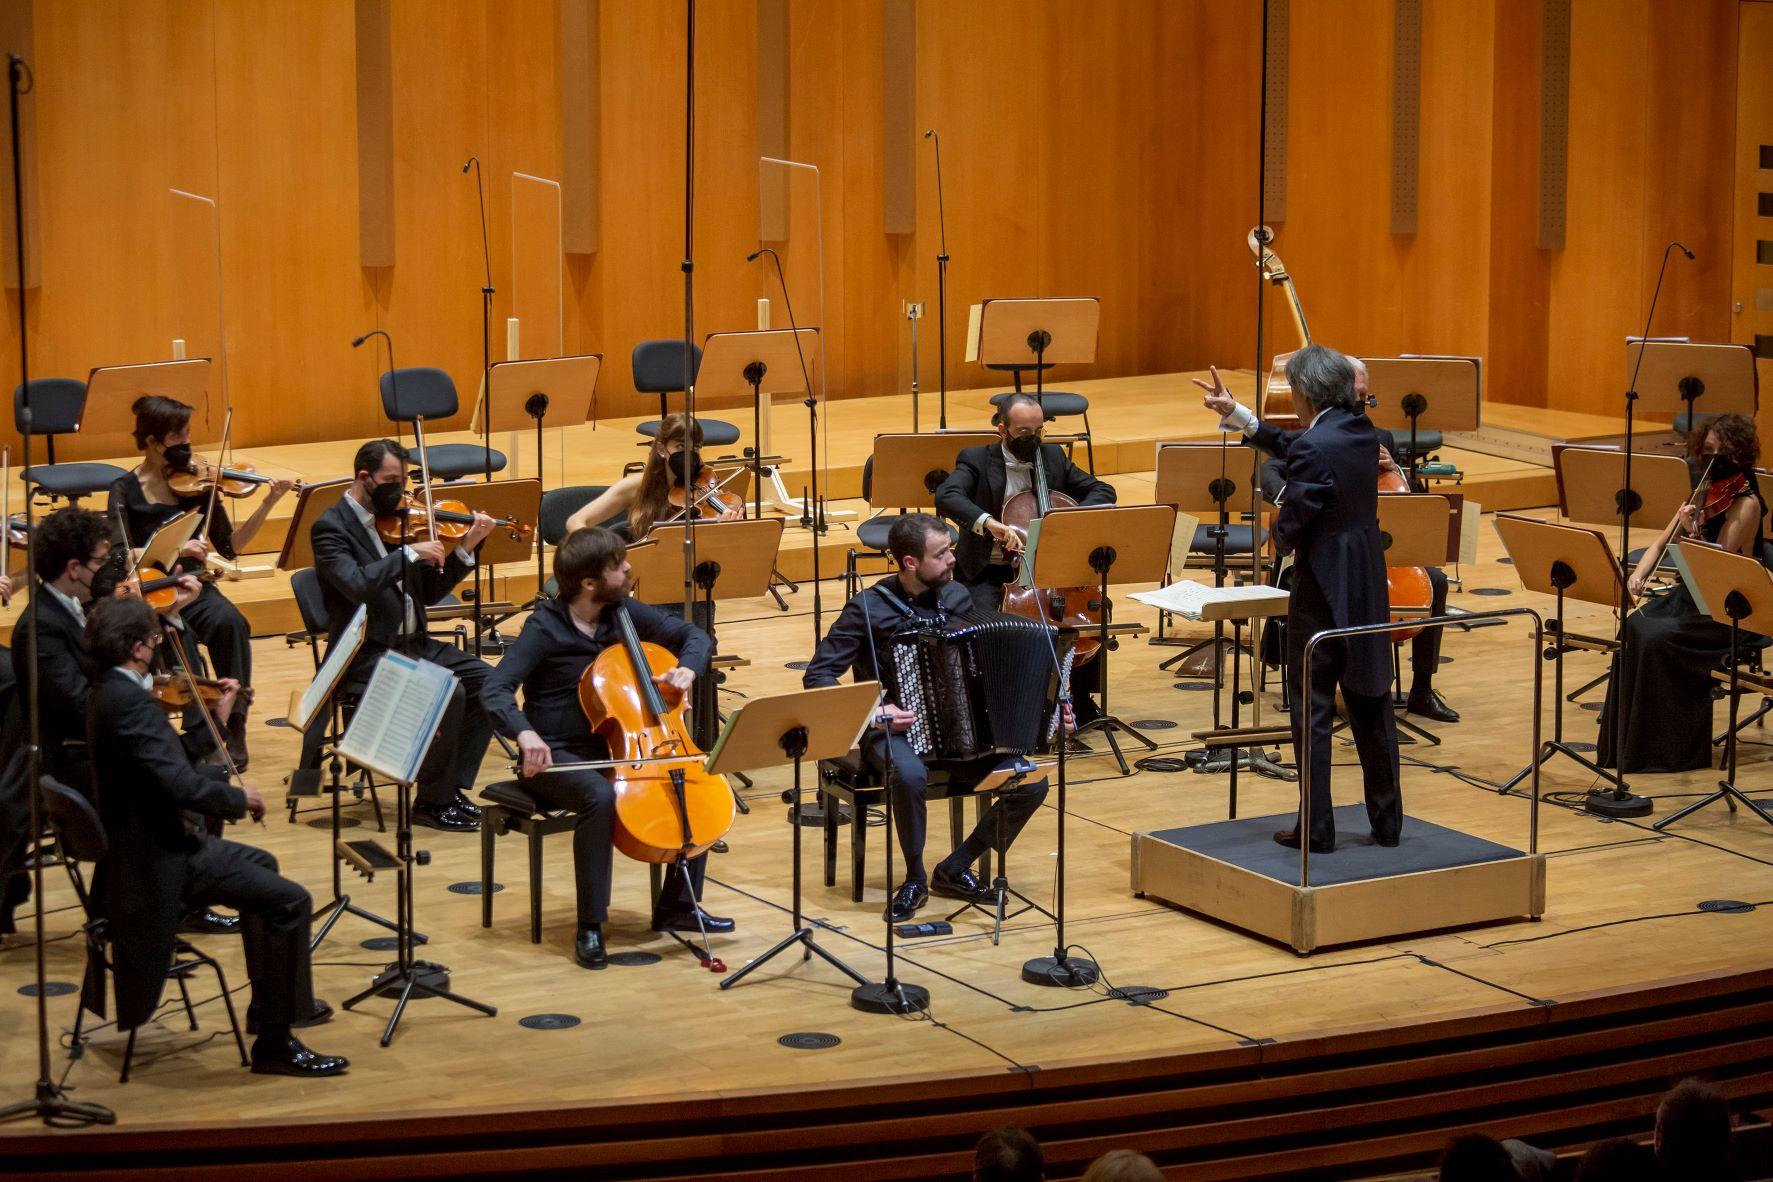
[482,595,714,926]
[936,441,1116,587]
[85,669,314,1031]
[1252,407,1401,846]
[803,576,1048,885]
[10,588,93,787]
[305,495,493,807]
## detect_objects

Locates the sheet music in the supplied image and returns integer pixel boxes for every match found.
[1130,580,1289,621]
[292,606,367,733]
[335,651,454,785]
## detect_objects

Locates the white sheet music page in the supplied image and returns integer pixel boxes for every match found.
[1130,580,1289,621]
[335,651,454,785]
[292,606,367,733]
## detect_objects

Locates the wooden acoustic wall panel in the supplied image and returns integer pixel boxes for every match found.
[1262,0,1288,222]
[756,0,787,242]
[1390,0,1420,236]
[354,0,394,268]
[881,0,915,235]
[0,0,37,290]
[559,0,599,256]
[1536,0,1569,250]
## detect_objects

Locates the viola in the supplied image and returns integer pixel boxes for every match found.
[149,671,252,715]
[166,454,303,499]
[999,480,1103,665]
[129,564,220,612]
[374,492,533,546]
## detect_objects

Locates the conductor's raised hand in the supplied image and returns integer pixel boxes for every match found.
[1192,365,1236,417]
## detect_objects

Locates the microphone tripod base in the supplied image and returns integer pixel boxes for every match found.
[1022,953,1100,988]
[851,980,930,1015]
[1584,787,1654,819]
[0,1081,116,1128]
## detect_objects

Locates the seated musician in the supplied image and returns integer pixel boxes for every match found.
[307,439,498,833]
[482,526,730,969]
[84,596,345,1077]
[803,513,1053,922]
[1255,358,1458,723]
[1599,413,1767,774]
[563,412,741,541]
[935,393,1116,723]
[109,396,295,769]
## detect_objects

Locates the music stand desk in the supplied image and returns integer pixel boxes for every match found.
[1554,447,1691,535]
[84,359,215,455]
[699,328,817,466]
[1377,494,1453,569]
[276,478,353,572]
[476,353,601,437]
[630,518,783,604]
[969,298,1100,367]
[422,478,542,567]
[1626,340,1758,416]
[1361,356,1481,434]
[868,432,997,508]
[1154,441,1262,516]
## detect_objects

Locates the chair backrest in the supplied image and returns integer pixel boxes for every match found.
[539,484,610,546]
[379,367,458,423]
[861,456,875,505]
[631,340,702,395]
[42,775,106,864]
[13,377,89,436]
[290,567,327,633]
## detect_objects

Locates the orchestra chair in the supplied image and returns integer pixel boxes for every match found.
[630,340,741,448]
[45,775,250,1084]
[814,750,998,904]
[283,567,385,830]
[534,484,619,598]
[987,373,1095,473]
[845,455,961,600]
[477,779,661,943]
[378,366,508,481]
[13,377,127,506]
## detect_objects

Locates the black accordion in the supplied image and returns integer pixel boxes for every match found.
[883,610,1074,762]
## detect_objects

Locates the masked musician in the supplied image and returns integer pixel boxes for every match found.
[1199,345,1402,853]
[108,396,294,770]
[83,595,345,1077]
[305,439,497,833]
[564,412,741,541]
[804,513,1055,922]
[482,526,729,969]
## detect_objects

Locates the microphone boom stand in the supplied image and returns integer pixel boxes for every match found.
[925,129,950,431]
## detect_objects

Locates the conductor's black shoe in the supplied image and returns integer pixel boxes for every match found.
[249,1035,349,1077]
[930,865,992,904]
[449,790,483,819]
[1406,690,1461,723]
[1272,828,1335,854]
[575,927,607,969]
[412,801,477,832]
[178,909,241,936]
[248,998,334,1035]
[887,880,928,923]
[651,906,735,935]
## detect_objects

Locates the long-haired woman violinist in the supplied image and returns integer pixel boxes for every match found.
[107,395,294,769]
[1599,412,1767,774]
[563,412,741,542]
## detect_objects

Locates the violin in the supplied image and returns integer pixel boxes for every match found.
[149,671,253,714]
[664,466,745,523]
[1696,469,1750,533]
[999,472,1103,665]
[129,564,220,612]
[166,454,303,499]
[374,491,533,546]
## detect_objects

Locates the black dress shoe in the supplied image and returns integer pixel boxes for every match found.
[1406,689,1461,723]
[651,906,736,934]
[930,864,993,904]
[178,909,241,936]
[575,927,607,969]
[449,790,483,819]
[412,801,477,833]
[250,1034,348,1078]
[886,880,928,923]
[1373,832,1401,848]
[1273,828,1335,854]
[248,998,334,1035]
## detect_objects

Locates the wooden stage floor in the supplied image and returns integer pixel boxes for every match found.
[4,487,1773,1151]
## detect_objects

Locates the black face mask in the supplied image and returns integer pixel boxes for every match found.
[368,479,405,516]
[667,450,704,488]
[161,443,193,472]
[1006,434,1041,463]
[1703,455,1744,482]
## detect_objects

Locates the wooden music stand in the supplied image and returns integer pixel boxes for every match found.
[628,518,782,605]
[967,297,1099,374]
[713,682,882,995]
[1625,340,1758,425]
[1151,440,1264,683]
[477,353,601,479]
[276,478,352,572]
[1362,356,1480,487]
[84,359,214,457]
[1554,446,1691,536]
[868,432,997,507]
[424,478,542,567]
[1376,494,1453,570]
[1492,513,1647,814]
[697,329,814,518]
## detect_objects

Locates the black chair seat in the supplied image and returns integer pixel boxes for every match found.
[419,444,506,481]
[23,461,127,498]
[1190,523,1267,554]
[480,780,547,815]
[987,391,1090,419]
[1389,429,1443,456]
[856,515,896,551]
[635,417,741,446]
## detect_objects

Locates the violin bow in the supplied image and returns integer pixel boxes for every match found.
[161,625,255,819]
[198,407,232,546]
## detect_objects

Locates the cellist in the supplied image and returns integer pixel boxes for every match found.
[480,526,730,970]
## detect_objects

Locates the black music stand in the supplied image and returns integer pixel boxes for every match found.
[716,683,881,993]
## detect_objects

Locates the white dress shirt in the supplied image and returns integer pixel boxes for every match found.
[975,443,1037,563]
[342,492,476,636]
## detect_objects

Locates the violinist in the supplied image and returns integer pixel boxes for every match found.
[1599,413,1767,774]
[1199,346,1401,854]
[109,396,294,769]
[307,439,497,833]
[563,412,741,541]
[482,526,727,969]
[935,394,1116,719]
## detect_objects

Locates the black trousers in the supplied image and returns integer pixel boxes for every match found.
[181,583,253,718]
[1263,563,1448,691]
[860,730,1048,885]
[1288,611,1402,845]
[519,747,703,926]
[183,839,314,1028]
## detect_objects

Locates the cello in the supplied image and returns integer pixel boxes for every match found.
[999,458,1102,664]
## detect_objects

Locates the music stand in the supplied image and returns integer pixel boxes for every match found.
[1020,503,1173,989]
[1375,493,1454,748]
[1362,356,1480,489]
[715,683,882,995]
[275,478,352,573]
[1626,340,1758,431]
[83,359,214,455]
[870,432,998,506]
[969,298,1099,411]
[1658,541,1773,832]
[1493,514,1650,816]
[1555,446,1691,536]
[1153,440,1263,685]
[697,329,812,518]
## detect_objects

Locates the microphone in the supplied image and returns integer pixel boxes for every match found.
[746,248,765,263]
[351,333,371,348]
[461,156,474,174]
[923,129,935,140]
[1674,241,1695,260]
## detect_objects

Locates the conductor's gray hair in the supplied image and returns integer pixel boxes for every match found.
[1284,344,1359,413]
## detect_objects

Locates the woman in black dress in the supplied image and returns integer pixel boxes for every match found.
[1598,413,1766,774]
[107,396,293,768]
